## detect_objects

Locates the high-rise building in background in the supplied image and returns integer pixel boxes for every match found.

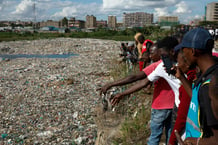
[123,12,153,28]
[206,2,218,21]
[108,16,117,28]
[158,16,179,26]
[86,15,96,28]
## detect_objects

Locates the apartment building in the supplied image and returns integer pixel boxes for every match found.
[123,12,153,28]
[85,15,96,28]
[68,17,85,28]
[40,20,61,28]
[96,20,107,28]
[206,2,218,21]
[108,15,117,28]
[158,16,179,26]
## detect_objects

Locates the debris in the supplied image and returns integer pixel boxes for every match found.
[0,38,120,144]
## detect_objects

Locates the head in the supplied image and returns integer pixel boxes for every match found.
[149,43,160,62]
[157,36,179,61]
[176,28,214,67]
[141,50,150,63]
[127,42,135,51]
[176,50,192,73]
[134,33,145,44]
[137,35,145,44]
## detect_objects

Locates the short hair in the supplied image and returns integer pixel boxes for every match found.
[157,36,179,52]
[137,35,145,44]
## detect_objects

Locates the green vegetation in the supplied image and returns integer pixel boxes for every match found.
[0,26,174,42]
[116,106,151,145]
[199,21,218,27]
[108,60,152,145]
[0,32,70,42]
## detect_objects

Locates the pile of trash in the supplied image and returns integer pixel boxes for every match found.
[0,38,120,144]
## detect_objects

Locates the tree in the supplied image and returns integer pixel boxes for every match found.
[62,17,68,27]
[199,21,218,27]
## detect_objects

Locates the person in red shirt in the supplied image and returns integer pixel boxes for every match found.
[139,39,154,71]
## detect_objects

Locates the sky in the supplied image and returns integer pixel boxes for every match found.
[0,0,216,24]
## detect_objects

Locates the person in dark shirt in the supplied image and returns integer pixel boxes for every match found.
[174,27,218,145]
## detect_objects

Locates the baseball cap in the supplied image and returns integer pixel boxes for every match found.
[175,28,213,51]
[174,43,182,53]
[127,42,134,47]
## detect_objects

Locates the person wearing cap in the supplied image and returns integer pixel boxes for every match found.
[126,42,137,72]
[173,28,218,145]
[127,42,138,64]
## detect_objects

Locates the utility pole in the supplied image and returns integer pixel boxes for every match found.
[33,0,36,32]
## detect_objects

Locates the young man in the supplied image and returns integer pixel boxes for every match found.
[168,49,196,145]
[110,37,181,145]
[174,28,218,145]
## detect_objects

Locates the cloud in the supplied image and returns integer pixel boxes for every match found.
[12,0,34,17]
[173,1,191,14]
[52,7,77,18]
[0,0,5,11]
[194,15,201,19]
[102,0,179,10]
[0,0,208,24]
[154,7,170,17]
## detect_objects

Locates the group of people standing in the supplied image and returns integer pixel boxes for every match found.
[119,32,154,72]
[99,27,218,145]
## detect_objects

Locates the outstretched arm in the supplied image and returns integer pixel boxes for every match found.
[98,71,147,95]
[111,78,151,106]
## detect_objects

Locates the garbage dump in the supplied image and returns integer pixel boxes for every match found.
[0,38,121,144]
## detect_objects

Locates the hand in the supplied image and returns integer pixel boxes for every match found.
[96,84,111,96]
[171,66,183,79]
[175,130,197,145]
[174,130,185,145]
[110,93,124,106]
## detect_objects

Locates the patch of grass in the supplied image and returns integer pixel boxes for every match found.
[107,60,152,145]
[113,105,151,145]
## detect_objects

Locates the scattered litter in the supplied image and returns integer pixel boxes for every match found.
[0,38,120,144]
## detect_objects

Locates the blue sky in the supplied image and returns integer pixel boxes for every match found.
[0,0,216,24]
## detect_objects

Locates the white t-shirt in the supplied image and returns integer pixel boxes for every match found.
[147,61,181,107]
[215,29,218,36]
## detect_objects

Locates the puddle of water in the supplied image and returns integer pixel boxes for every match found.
[0,53,78,59]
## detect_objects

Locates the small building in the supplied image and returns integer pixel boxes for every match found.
[96,20,107,28]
